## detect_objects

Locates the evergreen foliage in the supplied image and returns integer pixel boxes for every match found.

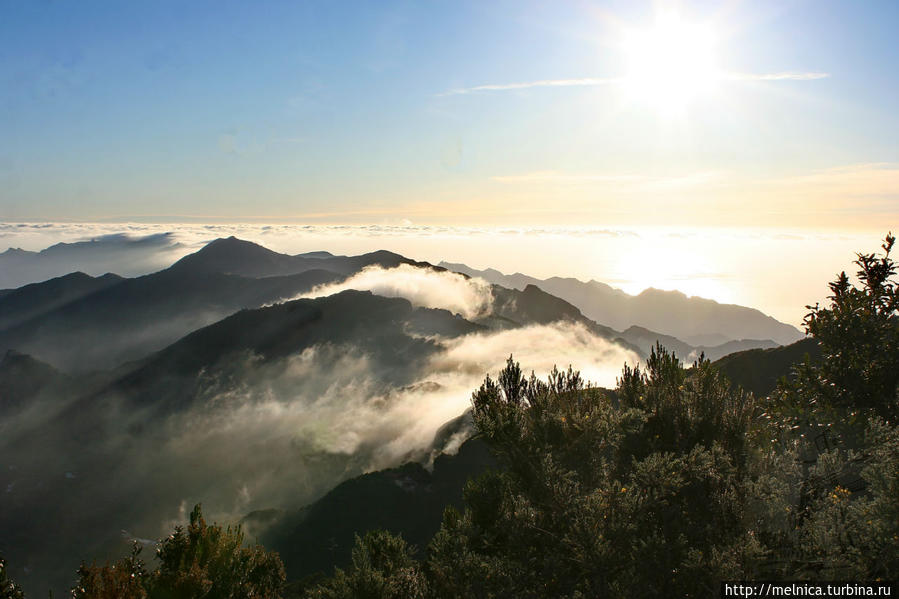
[71,504,285,599]
[777,233,898,429]
[305,531,427,599]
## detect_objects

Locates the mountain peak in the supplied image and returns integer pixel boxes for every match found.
[169,237,289,276]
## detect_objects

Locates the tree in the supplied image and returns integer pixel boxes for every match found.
[779,233,898,429]
[73,504,286,599]
[425,352,760,598]
[306,531,427,599]
[71,545,148,599]
[757,234,899,579]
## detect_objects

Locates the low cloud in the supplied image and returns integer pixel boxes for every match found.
[142,320,639,519]
[295,264,494,319]
[431,321,639,389]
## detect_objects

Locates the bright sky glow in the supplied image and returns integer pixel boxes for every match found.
[620,12,721,114]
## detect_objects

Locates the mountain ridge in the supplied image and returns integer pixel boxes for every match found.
[439,261,803,345]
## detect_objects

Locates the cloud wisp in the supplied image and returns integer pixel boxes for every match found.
[440,77,620,96]
[294,264,495,320]
[441,71,829,96]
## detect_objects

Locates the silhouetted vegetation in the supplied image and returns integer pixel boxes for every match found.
[71,504,285,598]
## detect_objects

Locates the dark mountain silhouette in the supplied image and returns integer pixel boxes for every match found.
[0,267,344,372]
[0,237,456,372]
[713,337,821,397]
[0,350,69,415]
[488,283,645,357]
[99,290,484,414]
[170,236,436,278]
[0,232,182,288]
[0,272,124,331]
[440,261,803,345]
[619,325,779,362]
[492,284,587,325]
[0,291,490,593]
[0,237,667,372]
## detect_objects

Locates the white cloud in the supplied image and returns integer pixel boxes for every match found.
[294,263,494,320]
[441,71,829,96]
[440,77,619,96]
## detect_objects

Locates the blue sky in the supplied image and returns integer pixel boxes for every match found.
[1,0,897,227]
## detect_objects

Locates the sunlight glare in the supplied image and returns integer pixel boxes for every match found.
[621,12,721,114]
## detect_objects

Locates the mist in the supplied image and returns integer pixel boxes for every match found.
[296,263,494,319]
[0,313,638,593]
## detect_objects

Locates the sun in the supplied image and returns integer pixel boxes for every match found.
[620,12,721,114]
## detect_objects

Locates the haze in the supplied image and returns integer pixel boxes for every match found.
[0,223,884,326]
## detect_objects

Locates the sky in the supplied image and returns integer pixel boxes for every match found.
[0,0,897,228]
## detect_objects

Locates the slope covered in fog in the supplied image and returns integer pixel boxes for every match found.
[0,233,183,288]
[1,275,641,593]
[0,267,343,371]
[0,272,124,331]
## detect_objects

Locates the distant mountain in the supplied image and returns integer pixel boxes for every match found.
[0,271,124,331]
[0,266,343,372]
[714,337,821,397]
[439,262,804,346]
[0,237,456,373]
[618,325,779,362]
[170,236,436,278]
[0,232,182,288]
[2,237,672,372]
[487,284,779,362]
